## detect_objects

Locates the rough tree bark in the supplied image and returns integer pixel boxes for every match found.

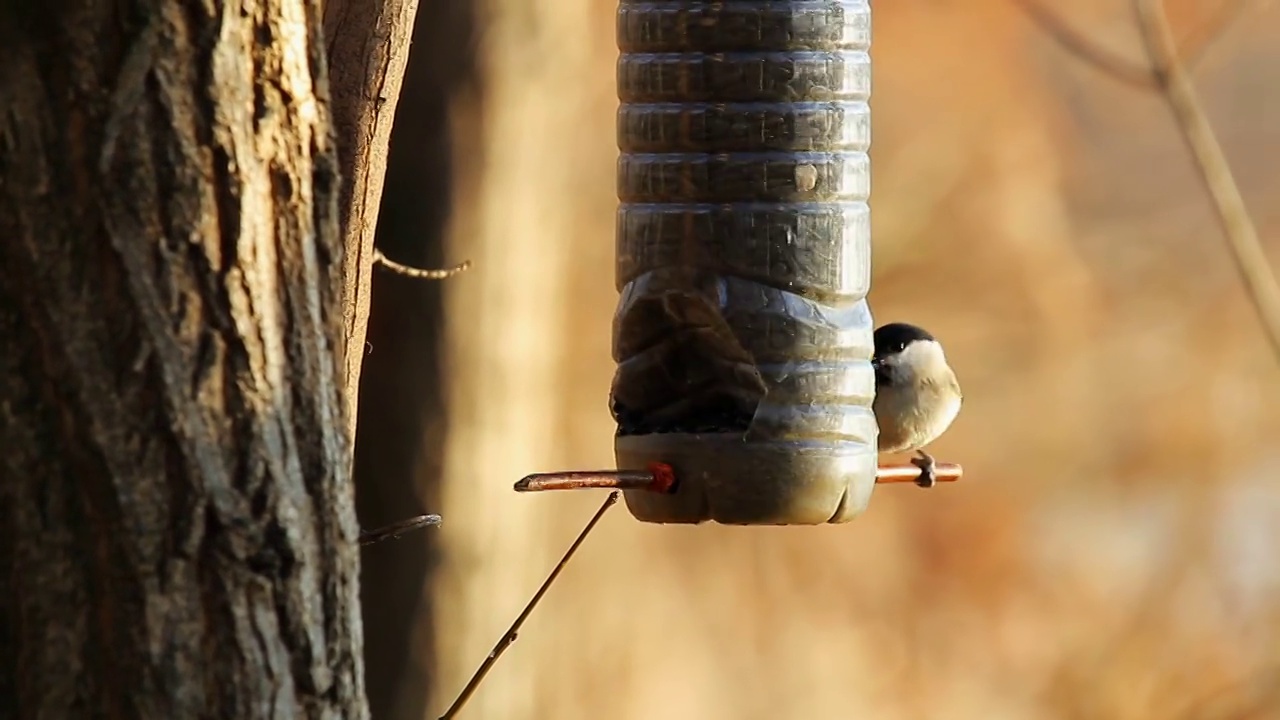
[0,0,367,716]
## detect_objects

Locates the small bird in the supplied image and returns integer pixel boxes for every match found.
[872,322,963,488]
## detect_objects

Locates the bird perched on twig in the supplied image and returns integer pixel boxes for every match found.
[872,322,963,488]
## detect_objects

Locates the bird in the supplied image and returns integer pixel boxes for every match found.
[872,322,963,488]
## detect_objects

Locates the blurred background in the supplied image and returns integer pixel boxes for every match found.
[353,1,1280,718]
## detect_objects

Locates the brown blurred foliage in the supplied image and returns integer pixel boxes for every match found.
[367,1,1280,718]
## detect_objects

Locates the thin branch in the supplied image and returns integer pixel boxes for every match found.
[438,491,621,720]
[1132,0,1280,362]
[1012,0,1154,88]
[514,462,678,493]
[1011,0,1250,88]
[514,469,668,493]
[1176,0,1253,69]
[1015,0,1280,364]
[373,248,472,279]
[358,514,442,545]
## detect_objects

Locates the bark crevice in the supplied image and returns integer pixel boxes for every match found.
[0,0,367,716]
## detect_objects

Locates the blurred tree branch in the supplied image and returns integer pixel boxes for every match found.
[1011,0,1250,87]
[1015,0,1280,364]
[1130,0,1280,363]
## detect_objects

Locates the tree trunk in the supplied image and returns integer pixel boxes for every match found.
[350,0,478,715]
[0,0,367,717]
[321,0,441,715]
[322,0,420,435]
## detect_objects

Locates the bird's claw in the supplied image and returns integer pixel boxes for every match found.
[910,451,938,489]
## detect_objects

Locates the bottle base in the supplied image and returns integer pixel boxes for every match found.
[614,433,877,525]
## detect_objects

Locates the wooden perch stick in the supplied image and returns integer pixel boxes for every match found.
[513,461,963,494]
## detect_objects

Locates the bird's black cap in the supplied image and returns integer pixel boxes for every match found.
[873,322,936,358]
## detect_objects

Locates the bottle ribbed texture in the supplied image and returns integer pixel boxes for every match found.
[611,0,876,524]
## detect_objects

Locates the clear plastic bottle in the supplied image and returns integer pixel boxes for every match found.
[612,0,876,524]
